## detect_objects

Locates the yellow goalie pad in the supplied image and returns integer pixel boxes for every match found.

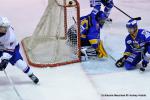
[96,40,108,58]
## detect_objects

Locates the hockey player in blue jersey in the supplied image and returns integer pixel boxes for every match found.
[0,17,39,84]
[90,0,114,19]
[115,19,150,71]
[80,10,108,58]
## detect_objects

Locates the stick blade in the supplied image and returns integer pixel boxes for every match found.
[132,17,141,21]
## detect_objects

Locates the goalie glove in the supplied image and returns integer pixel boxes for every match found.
[115,56,127,68]
[0,59,9,71]
[106,18,112,23]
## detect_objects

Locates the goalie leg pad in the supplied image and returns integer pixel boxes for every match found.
[96,40,108,58]
[81,46,97,61]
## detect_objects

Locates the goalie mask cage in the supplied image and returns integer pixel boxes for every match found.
[21,0,81,67]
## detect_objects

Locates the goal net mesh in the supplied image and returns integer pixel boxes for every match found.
[21,0,80,67]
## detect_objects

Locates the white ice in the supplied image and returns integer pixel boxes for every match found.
[0,0,150,100]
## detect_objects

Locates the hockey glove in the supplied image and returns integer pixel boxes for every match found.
[0,59,9,71]
[139,67,145,72]
[115,56,127,68]
[139,60,147,72]
[142,60,148,68]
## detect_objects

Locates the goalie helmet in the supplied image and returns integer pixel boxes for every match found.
[126,19,138,34]
[95,11,107,27]
[0,17,10,28]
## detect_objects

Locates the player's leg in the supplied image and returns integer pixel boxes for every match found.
[124,53,142,70]
[66,25,96,60]
[80,39,97,61]
[9,44,39,84]
[96,40,108,58]
[81,38,91,47]
[87,37,107,58]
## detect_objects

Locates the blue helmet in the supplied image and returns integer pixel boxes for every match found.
[126,19,138,28]
[95,11,107,27]
[95,11,107,22]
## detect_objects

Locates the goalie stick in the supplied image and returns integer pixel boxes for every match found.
[114,5,141,21]
[72,17,77,24]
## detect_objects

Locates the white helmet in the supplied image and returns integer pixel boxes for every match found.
[0,17,10,28]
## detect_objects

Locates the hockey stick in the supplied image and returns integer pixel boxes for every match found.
[4,70,23,100]
[72,17,77,24]
[114,5,141,21]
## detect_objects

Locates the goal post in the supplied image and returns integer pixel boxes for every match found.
[21,0,81,67]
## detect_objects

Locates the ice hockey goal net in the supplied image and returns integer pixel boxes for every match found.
[21,0,80,67]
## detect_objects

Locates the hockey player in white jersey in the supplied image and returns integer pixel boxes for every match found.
[0,17,39,84]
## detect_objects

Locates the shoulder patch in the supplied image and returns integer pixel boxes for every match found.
[142,30,150,38]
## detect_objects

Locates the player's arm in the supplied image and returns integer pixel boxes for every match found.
[87,35,107,58]
[102,0,114,17]
[142,29,150,57]
[144,29,150,49]
[0,48,13,71]
[115,38,132,67]
[80,18,89,37]
[80,17,91,42]
[0,40,17,71]
[90,0,101,22]
[90,0,101,8]
[87,26,99,49]
[141,30,150,68]
[0,28,18,71]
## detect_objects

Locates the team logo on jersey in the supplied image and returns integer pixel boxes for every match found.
[127,40,132,44]
[133,41,140,49]
[140,42,145,46]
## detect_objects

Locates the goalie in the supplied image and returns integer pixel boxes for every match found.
[67,11,108,60]
[80,10,108,60]
[115,19,150,71]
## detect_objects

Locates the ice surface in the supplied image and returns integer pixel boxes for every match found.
[0,63,101,100]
